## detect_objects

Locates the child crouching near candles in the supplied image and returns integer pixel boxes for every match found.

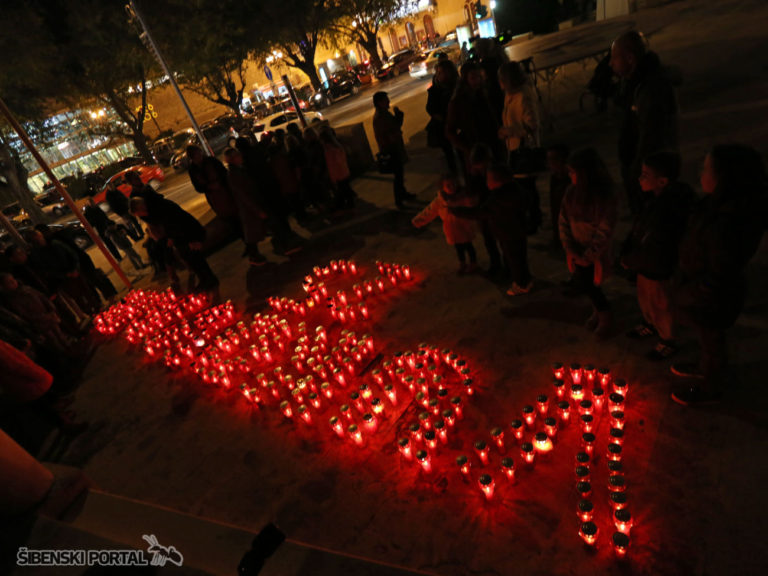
[620,151,695,360]
[412,175,479,275]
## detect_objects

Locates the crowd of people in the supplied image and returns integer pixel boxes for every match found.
[409,31,767,406]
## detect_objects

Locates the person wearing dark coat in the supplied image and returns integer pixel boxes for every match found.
[670,145,767,406]
[426,59,459,174]
[611,31,678,215]
[83,198,122,261]
[373,91,417,209]
[187,145,239,230]
[620,152,695,360]
[130,194,219,292]
[224,147,267,264]
[106,178,144,240]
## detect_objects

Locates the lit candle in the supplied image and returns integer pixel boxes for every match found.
[610,427,625,446]
[578,399,594,416]
[501,457,515,482]
[613,378,628,398]
[428,398,440,416]
[577,499,594,523]
[442,409,456,428]
[569,363,582,385]
[544,417,558,439]
[362,413,378,434]
[598,367,611,387]
[298,405,312,425]
[552,362,565,380]
[451,397,463,419]
[359,383,373,400]
[462,378,474,396]
[398,437,413,460]
[321,382,333,399]
[579,521,599,546]
[408,422,423,442]
[522,405,536,427]
[434,419,448,444]
[552,378,565,399]
[576,481,592,499]
[280,401,293,419]
[583,364,596,384]
[614,509,633,535]
[608,474,627,493]
[474,441,490,465]
[347,424,364,447]
[423,430,437,451]
[608,461,624,476]
[610,492,628,511]
[330,416,345,438]
[416,450,432,473]
[371,398,384,415]
[340,404,353,422]
[611,410,625,430]
[591,387,605,412]
[384,384,397,405]
[536,394,549,416]
[570,384,585,402]
[509,419,525,442]
[418,411,432,431]
[582,432,596,456]
[478,474,495,500]
[490,427,505,453]
[350,392,365,413]
[580,414,594,434]
[533,432,553,454]
[334,368,347,387]
[612,531,630,558]
[557,401,571,424]
[607,442,623,462]
[309,392,322,410]
[575,465,590,484]
[520,442,535,466]
[456,455,471,478]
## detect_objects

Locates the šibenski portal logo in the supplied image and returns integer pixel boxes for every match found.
[17,534,183,567]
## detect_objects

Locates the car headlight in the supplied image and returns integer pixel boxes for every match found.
[314,94,322,100]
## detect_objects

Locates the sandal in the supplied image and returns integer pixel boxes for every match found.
[646,341,678,361]
[626,323,657,339]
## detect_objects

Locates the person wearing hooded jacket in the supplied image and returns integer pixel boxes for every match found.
[669,145,767,406]
[611,31,678,215]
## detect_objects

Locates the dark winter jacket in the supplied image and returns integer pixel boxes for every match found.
[450,181,528,248]
[621,182,696,280]
[189,157,237,219]
[106,187,130,216]
[373,107,406,161]
[426,80,455,147]
[617,52,678,174]
[28,239,80,283]
[83,204,112,234]
[138,195,206,245]
[675,191,766,328]
[446,87,499,156]
[227,164,266,245]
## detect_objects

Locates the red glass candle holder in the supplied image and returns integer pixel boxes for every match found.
[552,362,565,380]
[298,405,312,425]
[614,509,633,535]
[428,398,440,416]
[451,396,463,419]
[607,442,623,462]
[442,409,456,428]
[570,384,585,402]
[608,474,627,493]
[576,481,592,499]
[501,457,515,482]
[552,378,565,399]
[478,474,495,500]
[520,442,535,466]
[613,378,628,398]
[577,499,594,523]
[575,465,590,484]
[522,405,536,428]
[384,384,397,405]
[340,404,354,422]
[544,417,558,439]
[612,531,630,558]
[309,392,321,410]
[350,392,365,413]
[611,410,625,430]
[359,383,373,400]
[474,441,490,465]
[280,401,293,419]
[583,364,596,384]
[416,450,432,473]
[321,382,333,399]
[348,424,365,447]
[557,401,571,424]
[610,427,625,446]
[569,363,582,385]
[490,427,505,453]
[370,398,384,415]
[536,394,549,416]
[591,387,605,412]
[330,416,345,438]
[578,399,594,416]
[434,420,448,444]
[579,521,599,546]
[408,422,423,442]
[456,454,471,477]
[610,492,628,511]
[398,437,413,460]
[580,414,594,434]
[462,378,474,396]
[608,461,624,476]
[418,411,432,431]
[424,430,438,451]
[582,432,596,456]
[576,451,590,466]
[362,413,378,434]
[534,432,553,454]
[509,419,524,441]
[598,367,612,387]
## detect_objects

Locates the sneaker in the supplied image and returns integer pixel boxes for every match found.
[669,362,704,379]
[646,341,679,361]
[626,323,657,340]
[671,385,722,406]
[506,281,532,296]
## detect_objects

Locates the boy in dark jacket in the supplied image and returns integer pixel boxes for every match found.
[451,163,531,295]
[621,151,695,360]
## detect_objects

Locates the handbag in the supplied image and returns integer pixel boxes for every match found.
[376,152,395,174]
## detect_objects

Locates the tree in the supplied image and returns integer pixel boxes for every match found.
[260,0,342,90]
[331,1,415,70]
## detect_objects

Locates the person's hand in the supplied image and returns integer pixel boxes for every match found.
[566,252,576,274]
[393,106,403,116]
[188,241,203,251]
[593,260,604,286]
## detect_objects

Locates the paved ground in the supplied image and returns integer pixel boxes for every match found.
[12,1,768,574]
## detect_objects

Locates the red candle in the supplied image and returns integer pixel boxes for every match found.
[544,417,558,439]
[359,383,373,401]
[309,392,321,410]
[552,378,565,399]
[428,398,440,416]
[557,401,571,424]
[298,405,312,424]
[340,404,354,422]
[478,474,495,500]
[330,416,345,438]
[612,531,630,558]
[371,398,384,415]
[570,384,584,402]
[416,449,432,473]
[609,474,627,494]
[321,382,333,399]
[575,465,590,484]
[580,414,594,434]
[434,420,448,444]
[608,461,624,476]
[520,442,535,466]
[607,442,623,462]
[522,405,536,428]
[536,394,549,416]
[409,422,423,442]
[578,399,594,416]
[611,410,625,430]
[362,412,378,434]
[610,427,625,446]
[490,427,505,453]
[576,481,592,499]
[591,387,605,412]
[509,419,524,442]
[442,409,456,428]
[350,392,365,414]
[583,364,596,384]
[577,499,594,523]
[280,401,293,419]
[552,362,565,380]
[610,492,628,511]
[614,509,633,535]
[598,367,612,387]
[570,363,582,385]
[347,424,365,447]
[456,455,471,477]
[451,396,463,419]
[613,378,628,398]
[501,457,515,482]
[579,521,599,546]
[533,432,553,454]
[582,432,596,456]
[418,411,432,431]
[424,430,438,451]
[398,437,413,460]
[474,441,490,465]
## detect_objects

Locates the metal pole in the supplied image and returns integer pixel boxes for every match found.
[0,209,26,248]
[126,0,212,157]
[0,97,132,289]
[281,75,307,129]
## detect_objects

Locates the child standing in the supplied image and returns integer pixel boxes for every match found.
[621,151,695,360]
[412,176,478,274]
[106,223,147,271]
[559,148,617,338]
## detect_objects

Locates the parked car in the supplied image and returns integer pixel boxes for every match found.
[152,129,194,166]
[170,124,231,171]
[376,49,420,80]
[35,188,70,218]
[0,220,93,252]
[1,202,31,227]
[92,164,165,206]
[311,70,361,108]
[408,45,461,78]
[253,111,325,141]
